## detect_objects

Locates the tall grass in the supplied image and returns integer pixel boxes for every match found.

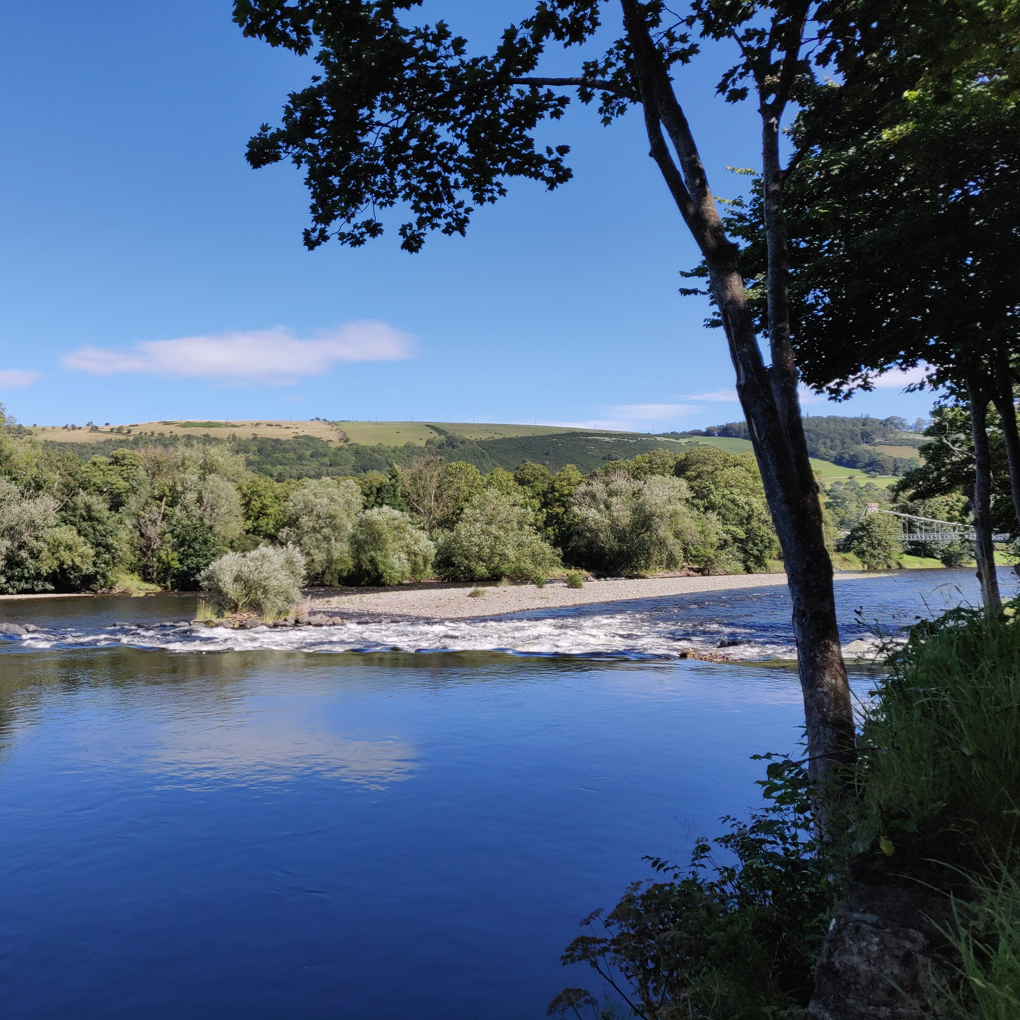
[859,607,1020,863]
[861,607,1020,1019]
[948,867,1020,1019]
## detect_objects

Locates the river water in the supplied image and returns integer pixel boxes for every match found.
[0,569,1009,1019]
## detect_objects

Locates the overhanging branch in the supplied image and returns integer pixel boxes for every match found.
[506,77,636,100]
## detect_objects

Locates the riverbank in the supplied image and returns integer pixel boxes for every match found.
[308,571,879,620]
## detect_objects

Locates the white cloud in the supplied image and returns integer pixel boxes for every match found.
[684,389,740,402]
[542,403,700,432]
[62,321,415,384]
[612,403,698,420]
[870,365,930,389]
[0,369,40,388]
[798,386,827,405]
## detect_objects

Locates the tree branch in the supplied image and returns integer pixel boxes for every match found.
[506,77,636,100]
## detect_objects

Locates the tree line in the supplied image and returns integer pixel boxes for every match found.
[0,408,789,595]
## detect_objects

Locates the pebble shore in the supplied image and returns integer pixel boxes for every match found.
[311,571,876,621]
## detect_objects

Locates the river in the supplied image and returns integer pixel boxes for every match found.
[0,569,1010,1018]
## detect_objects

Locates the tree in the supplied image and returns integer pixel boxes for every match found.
[349,506,435,584]
[842,512,902,571]
[436,487,559,581]
[240,475,288,540]
[279,477,363,585]
[713,20,1020,609]
[400,454,483,532]
[234,0,871,785]
[675,446,779,572]
[566,473,718,575]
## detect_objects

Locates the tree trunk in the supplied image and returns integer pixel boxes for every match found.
[619,0,854,794]
[967,377,1001,611]
[990,353,1020,535]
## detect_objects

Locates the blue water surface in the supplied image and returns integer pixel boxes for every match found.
[0,569,1011,1019]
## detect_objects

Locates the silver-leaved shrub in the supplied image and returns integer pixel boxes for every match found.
[201,543,305,617]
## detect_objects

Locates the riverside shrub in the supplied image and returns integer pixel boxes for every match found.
[349,506,434,585]
[200,544,305,617]
[842,511,902,570]
[435,488,559,581]
[566,473,719,575]
[279,477,362,585]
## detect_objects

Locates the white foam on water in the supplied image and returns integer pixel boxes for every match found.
[5,610,883,662]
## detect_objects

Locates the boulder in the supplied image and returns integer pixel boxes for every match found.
[0,623,27,636]
[809,857,959,1020]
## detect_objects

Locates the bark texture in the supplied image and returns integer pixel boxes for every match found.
[967,378,1002,611]
[990,356,1020,534]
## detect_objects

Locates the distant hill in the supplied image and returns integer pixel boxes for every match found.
[668,415,922,477]
[28,415,919,480]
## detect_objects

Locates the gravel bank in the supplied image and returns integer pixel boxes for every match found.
[312,572,876,620]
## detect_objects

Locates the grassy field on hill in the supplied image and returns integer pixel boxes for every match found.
[28,419,346,444]
[679,436,896,486]
[30,418,899,484]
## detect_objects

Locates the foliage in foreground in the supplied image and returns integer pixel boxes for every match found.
[200,544,305,617]
[550,758,840,1020]
[858,605,1020,865]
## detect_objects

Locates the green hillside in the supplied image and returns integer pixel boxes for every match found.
[34,417,908,484]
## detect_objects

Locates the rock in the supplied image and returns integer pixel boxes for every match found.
[296,614,311,626]
[678,649,731,662]
[21,624,42,633]
[0,623,27,636]
[331,617,345,626]
[809,857,959,1020]
[308,616,327,627]
[240,619,261,629]
[717,639,743,648]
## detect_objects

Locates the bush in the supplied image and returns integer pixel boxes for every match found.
[349,506,435,585]
[200,544,305,617]
[565,570,584,589]
[435,488,559,581]
[552,758,841,1019]
[842,511,902,570]
[0,478,60,593]
[566,473,719,575]
[279,477,362,585]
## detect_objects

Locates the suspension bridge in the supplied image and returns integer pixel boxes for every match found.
[861,504,1012,545]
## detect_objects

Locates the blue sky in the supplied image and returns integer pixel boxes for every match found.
[0,1,936,431]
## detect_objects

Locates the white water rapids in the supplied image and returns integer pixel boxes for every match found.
[4,569,989,661]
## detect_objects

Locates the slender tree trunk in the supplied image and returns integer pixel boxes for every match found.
[619,0,854,793]
[968,377,1002,611]
[990,353,1020,534]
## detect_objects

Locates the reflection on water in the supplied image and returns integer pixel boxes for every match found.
[0,570,1009,1020]
[150,724,416,791]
